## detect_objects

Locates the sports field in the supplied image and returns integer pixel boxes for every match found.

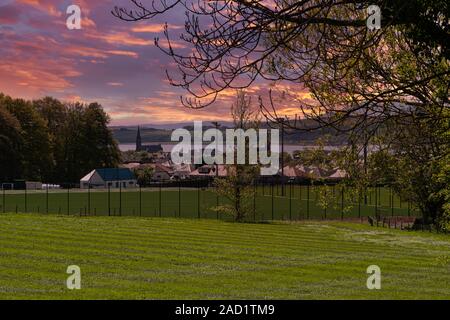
[0,185,418,220]
[0,213,448,299]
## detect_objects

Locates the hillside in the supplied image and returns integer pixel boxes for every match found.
[111,120,348,145]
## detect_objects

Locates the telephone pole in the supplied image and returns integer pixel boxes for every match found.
[277,117,285,196]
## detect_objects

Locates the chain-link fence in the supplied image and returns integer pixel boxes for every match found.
[0,180,419,222]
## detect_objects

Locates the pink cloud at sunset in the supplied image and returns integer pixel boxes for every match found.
[0,0,309,125]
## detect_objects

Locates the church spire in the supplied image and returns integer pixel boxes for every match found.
[136,126,142,151]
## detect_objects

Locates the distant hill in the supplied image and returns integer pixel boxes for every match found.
[112,127,172,144]
[111,120,348,145]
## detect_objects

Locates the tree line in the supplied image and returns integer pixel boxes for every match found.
[0,94,121,184]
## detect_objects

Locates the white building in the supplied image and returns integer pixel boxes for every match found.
[80,168,137,189]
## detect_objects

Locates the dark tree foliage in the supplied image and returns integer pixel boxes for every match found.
[33,97,68,182]
[2,95,53,181]
[57,102,122,183]
[0,94,121,183]
[0,95,23,181]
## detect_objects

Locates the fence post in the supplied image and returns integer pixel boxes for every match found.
[341,186,344,221]
[261,183,264,221]
[159,182,162,218]
[358,189,361,219]
[253,180,256,221]
[289,182,292,220]
[298,182,302,220]
[216,185,219,220]
[24,188,27,213]
[197,181,200,219]
[375,186,378,218]
[2,187,4,213]
[390,187,394,217]
[179,181,182,218]
[67,185,70,215]
[271,182,274,220]
[379,186,381,206]
[88,183,91,216]
[139,184,142,217]
[119,181,122,216]
[324,187,327,220]
[46,184,49,214]
[108,184,111,216]
[299,183,302,201]
[306,183,310,219]
[408,201,411,217]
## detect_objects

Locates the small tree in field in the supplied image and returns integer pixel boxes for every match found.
[212,90,260,222]
[213,166,258,222]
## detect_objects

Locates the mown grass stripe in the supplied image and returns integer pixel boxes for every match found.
[0,213,449,299]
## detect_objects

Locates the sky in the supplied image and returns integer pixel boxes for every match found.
[0,0,309,125]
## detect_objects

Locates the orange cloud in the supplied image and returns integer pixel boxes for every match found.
[131,24,183,33]
[106,50,139,58]
[17,0,62,17]
[157,41,187,50]
[0,58,80,98]
[86,31,153,46]
[109,106,231,125]
[63,94,85,103]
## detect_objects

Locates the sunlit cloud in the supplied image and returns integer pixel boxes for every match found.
[16,0,62,17]
[86,31,153,46]
[131,24,183,33]
[0,0,311,125]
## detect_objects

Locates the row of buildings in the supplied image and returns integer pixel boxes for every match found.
[80,163,346,189]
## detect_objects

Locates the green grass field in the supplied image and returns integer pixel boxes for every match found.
[0,185,418,221]
[0,213,449,299]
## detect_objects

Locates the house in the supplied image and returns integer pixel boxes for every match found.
[327,169,347,180]
[8,180,44,190]
[26,181,43,190]
[189,165,229,179]
[282,165,308,179]
[304,166,327,179]
[80,168,137,189]
[152,164,172,181]
[171,164,194,180]
[120,162,141,170]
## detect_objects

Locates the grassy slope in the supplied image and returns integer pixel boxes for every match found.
[0,213,449,300]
